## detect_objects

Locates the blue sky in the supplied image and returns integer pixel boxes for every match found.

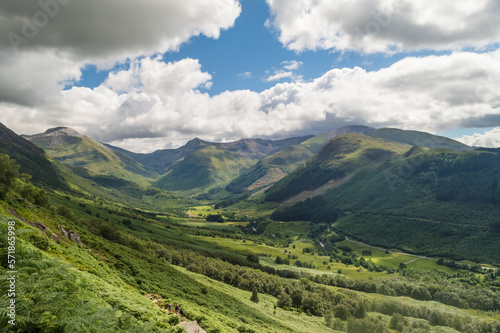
[74,0,345,93]
[1,0,500,152]
[75,0,422,95]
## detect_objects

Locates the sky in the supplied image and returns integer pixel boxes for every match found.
[1,0,500,152]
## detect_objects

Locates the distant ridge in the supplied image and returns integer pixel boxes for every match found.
[19,124,473,196]
[369,128,471,151]
[23,127,155,186]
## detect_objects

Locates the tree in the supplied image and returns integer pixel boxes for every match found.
[206,214,224,223]
[334,304,350,321]
[0,154,19,198]
[21,183,49,207]
[250,288,259,303]
[246,254,259,264]
[277,292,292,309]
[390,313,408,332]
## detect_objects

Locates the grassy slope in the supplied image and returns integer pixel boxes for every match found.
[0,203,332,333]
[287,147,500,264]
[53,160,196,212]
[154,146,257,194]
[265,133,411,202]
[1,178,499,333]
[226,133,332,194]
[26,130,154,187]
[3,199,497,333]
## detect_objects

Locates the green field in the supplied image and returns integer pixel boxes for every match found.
[335,239,457,273]
[173,219,248,231]
[186,205,224,218]
[191,235,453,280]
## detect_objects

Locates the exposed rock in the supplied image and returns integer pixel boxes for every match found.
[58,226,84,245]
[178,321,207,333]
[7,208,70,245]
[34,221,68,245]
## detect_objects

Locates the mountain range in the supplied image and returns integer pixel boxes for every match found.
[2,121,499,263]
[18,124,471,198]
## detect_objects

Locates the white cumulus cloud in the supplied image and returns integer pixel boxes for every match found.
[282,60,303,71]
[265,60,304,82]
[456,128,500,147]
[265,0,500,53]
[0,0,241,107]
[5,50,499,152]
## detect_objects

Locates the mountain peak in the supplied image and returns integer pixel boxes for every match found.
[183,137,208,149]
[43,127,82,137]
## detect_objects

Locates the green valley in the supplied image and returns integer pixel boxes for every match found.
[1,123,499,333]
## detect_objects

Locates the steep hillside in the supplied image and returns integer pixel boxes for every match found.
[24,127,154,187]
[140,137,310,194]
[153,145,258,193]
[271,145,500,264]
[226,126,376,194]
[265,133,411,203]
[0,123,66,189]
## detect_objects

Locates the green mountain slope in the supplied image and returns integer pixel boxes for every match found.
[117,136,312,175]
[265,133,411,203]
[153,145,258,193]
[24,127,316,196]
[24,127,155,187]
[226,126,376,194]
[4,125,191,211]
[0,123,66,189]
[270,141,500,263]
[148,137,312,194]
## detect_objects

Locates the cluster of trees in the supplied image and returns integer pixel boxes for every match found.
[271,197,338,223]
[0,154,19,198]
[274,256,290,265]
[176,251,369,318]
[206,214,224,222]
[0,154,50,207]
[437,258,487,272]
[371,298,500,333]
[214,192,251,208]
[405,150,500,206]
[333,213,500,264]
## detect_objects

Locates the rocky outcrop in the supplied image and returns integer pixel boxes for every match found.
[58,226,84,245]
[178,321,207,333]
